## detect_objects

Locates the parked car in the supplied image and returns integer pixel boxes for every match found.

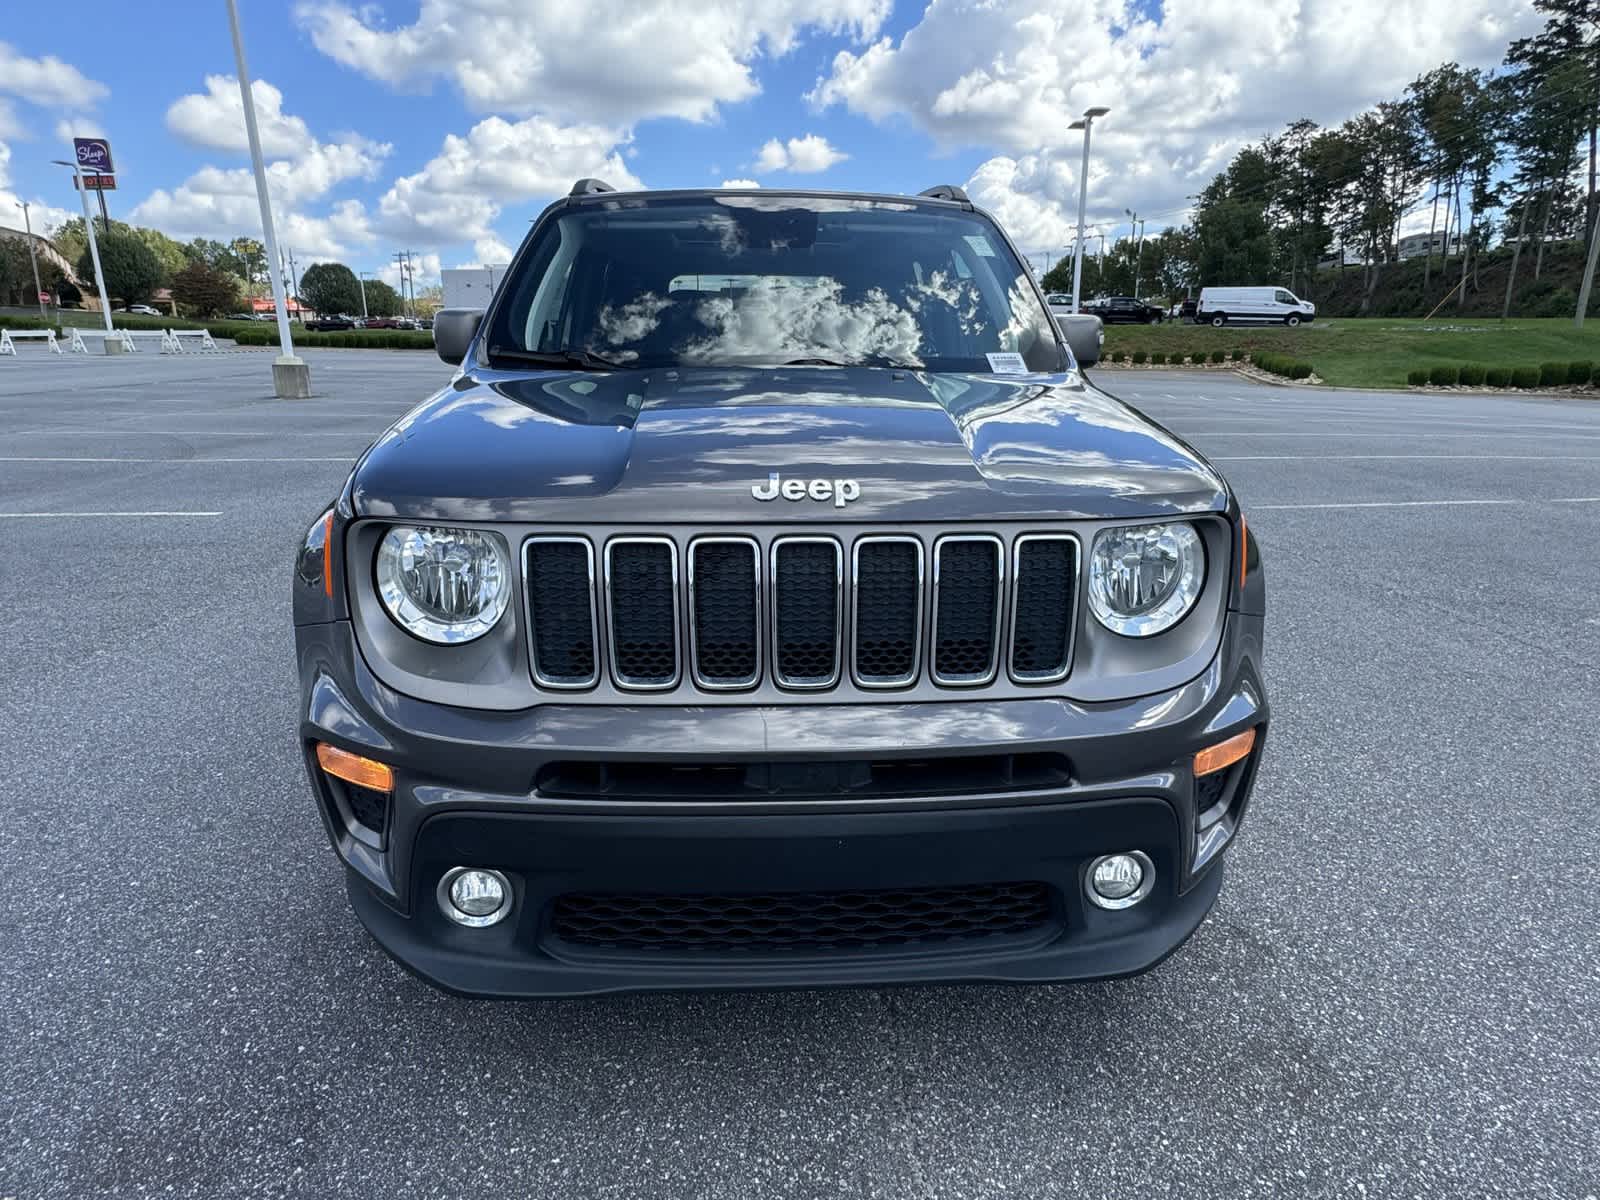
[1169,298,1198,322]
[361,316,405,329]
[114,304,162,317]
[294,179,1267,998]
[1196,286,1314,327]
[307,315,356,332]
[1084,295,1165,324]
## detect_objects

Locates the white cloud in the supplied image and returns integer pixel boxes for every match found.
[377,114,641,244]
[753,134,848,174]
[472,236,515,266]
[720,178,761,188]
[0,42,107,108]
[165,76,316,160]
[296,0,890,125]
[380,251,443,290]
[814,0,1543,247]
[130,81,388,259]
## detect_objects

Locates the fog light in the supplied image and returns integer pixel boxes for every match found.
[437,867,511,928]
[1086,851,1155,910]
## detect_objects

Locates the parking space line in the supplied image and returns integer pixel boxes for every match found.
[1253,497,1600,510]
[1215,454,1600,461]
[0,511,224,518]
[0,456,353,463]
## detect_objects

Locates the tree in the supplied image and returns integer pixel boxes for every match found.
[0,237,38,306]
[170,260,242,317]
[78,231,164,305]
[363,278,403,317]
[134,226,188,283]
[230,237,267,290]
[414,283,444,319]
[298,262,364,317]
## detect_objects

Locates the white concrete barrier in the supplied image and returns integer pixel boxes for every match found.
[0,328,62,356]
[69,328,136,354]
[118,329,175,353]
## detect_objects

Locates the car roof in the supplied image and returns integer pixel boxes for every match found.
[561,186,975,212]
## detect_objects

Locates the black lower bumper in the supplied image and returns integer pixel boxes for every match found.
[299,617,1265,998]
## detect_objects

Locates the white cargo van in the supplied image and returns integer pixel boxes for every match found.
[1195,286,1315,327]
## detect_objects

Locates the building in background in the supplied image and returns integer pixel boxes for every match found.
[1397,233,1460,262]
[443,265,509,310]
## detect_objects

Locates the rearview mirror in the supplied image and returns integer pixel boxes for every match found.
[435,308,484,366]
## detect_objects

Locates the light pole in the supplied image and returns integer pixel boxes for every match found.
[226,0,308,397]
[357,270,370,319]
[1125,209,1146,299]
[1066,106,1109,314]
[51,158,114,338]
[16,202,47,320]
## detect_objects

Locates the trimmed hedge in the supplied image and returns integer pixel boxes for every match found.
[1148,351,1166,365]
[231,327,435,349]
[1228,349,1243,361]
[1130,350,1147,364]
[1428,365,1460,386]
[1567,360,1593,385]
[1210,349,1226,364]
[1406,368,1429,386]
[1457,364,1485,386]
[1484,367,1511,387]
[1254,352,1314,380]
[1512,366,1542,388]
[1539,361,1569,386]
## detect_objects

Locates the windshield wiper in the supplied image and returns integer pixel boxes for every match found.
[487,346,628,371]
[781,355,912,368]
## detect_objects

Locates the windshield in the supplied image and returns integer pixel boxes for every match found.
[485,195,1064,373]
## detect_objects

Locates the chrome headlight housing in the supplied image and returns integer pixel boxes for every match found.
[375,525,511,644]
[1088,521,1205,637]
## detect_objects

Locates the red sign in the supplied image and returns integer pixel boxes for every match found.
[72,173,116,190]
[39,292,51,305]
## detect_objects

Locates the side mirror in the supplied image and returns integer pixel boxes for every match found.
[435,308,484,366]
[1057,313,1103,367]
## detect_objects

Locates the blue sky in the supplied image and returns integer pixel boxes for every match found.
[0,0,1542,287]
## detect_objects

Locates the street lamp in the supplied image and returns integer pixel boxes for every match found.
[226,0,308,398]
[15,202,47,320]
[1125,208,1147,300]
[357,270,370,319]
[50,158,114,339]
[1066,106,1109,315]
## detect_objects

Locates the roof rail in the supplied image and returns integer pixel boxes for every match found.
[918,184,970,204]
[569,178,617,196]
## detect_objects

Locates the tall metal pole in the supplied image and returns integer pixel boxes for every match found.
[55,159,113,334]
[18,202,47,319]
[226,0,306,394]
[1070,119,1093,314]
[357,270,369,319]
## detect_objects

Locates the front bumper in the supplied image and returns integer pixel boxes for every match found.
[297,615,1266,998]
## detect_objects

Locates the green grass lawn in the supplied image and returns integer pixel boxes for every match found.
[1101,318,1600,389]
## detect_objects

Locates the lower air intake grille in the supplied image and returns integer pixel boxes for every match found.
[933,537,1001,683]
[525,539,597,686]
[773,539,840,686]
[690,539,759,688]
[1010,536,1077,680]
[551,882,1054,953]
[606,540,678,687]
[853,539,921,685]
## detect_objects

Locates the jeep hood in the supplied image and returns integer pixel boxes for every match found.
[351,366,1227,524]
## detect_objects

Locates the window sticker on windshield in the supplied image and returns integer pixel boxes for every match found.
[964,235,997,257]
[985,352,1028,374]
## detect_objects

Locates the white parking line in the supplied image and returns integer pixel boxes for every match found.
[0,456,353,463]
[1253,497,1600,510]
[1215,454,1600,461]
[0,511,224,518]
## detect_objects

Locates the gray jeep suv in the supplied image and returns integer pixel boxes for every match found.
[293,181,1267,997]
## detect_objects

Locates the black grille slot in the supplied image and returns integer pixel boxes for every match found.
[933,538,1001,682]
[525,539,596,686]
[690,540,759,687]
[854,539,921,685]
[1010,537,1077,680]
[606,540,678,687]
[773,539,840,687]
[551,882,1054,953]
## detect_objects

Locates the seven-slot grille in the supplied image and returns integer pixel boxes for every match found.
[523,530,1080,694]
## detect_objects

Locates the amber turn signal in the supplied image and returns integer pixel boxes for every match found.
[316,743,394,792]
[320,511,335,598]
[1194,728,1256,778]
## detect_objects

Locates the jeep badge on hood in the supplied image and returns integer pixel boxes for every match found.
[751,472,861,508]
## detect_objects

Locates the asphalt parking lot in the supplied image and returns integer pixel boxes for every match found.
[1,349,1596,1199]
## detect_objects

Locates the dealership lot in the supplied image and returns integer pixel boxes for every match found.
[1,351,1596,1198]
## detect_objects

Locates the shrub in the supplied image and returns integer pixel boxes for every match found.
[1130,350,1147,364]
[1253,352,1314,380]
[1228,349,1243,361]
[1457,364,1485,386]
[1108,350,1124,363]
[1149,351,1166,365]
[1428,365,1460,386]
[1512,366,1541,388]
[1484,367,1510,387]
[1567,361,1593,385]
[1539,361,1568,386]
[1406,368,1429,386]
[1210,349,1226,364]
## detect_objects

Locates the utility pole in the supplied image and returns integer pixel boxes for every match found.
[393,251,412,318]
[1124,209,1146,299]
[405,250,421,317]
[16,201,47,319]
[357,270,369,319]
[1067,106,1108,313]
[226,0,306,396]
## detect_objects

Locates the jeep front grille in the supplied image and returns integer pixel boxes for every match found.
[522,527,1081,697]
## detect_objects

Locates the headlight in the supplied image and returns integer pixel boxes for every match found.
[375,525,511,644]
[1088,522,1204,637]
